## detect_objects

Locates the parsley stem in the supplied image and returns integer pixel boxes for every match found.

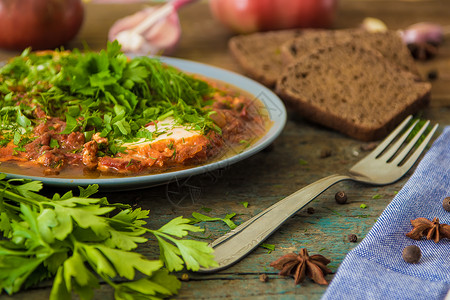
[1,201,20,212]
[0,247,53,257]
[149,230,181,245]
[101,275,118,289]
[107,217,182,245]
[0,189,41,209]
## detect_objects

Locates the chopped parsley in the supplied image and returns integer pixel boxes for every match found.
[0,41,220,155]
[260,243,275,254]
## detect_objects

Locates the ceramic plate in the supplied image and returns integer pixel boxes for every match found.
[2,57,287,191]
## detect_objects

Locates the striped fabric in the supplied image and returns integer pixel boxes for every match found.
[323,127,450,300]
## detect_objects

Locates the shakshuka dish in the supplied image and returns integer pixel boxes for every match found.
[0,42,271,178]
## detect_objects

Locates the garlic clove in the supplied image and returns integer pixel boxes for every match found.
[108,7,181,55]
[361,17,388,33]
[400,22,444,45]
[141,9,181,54]
[114,31,146,52]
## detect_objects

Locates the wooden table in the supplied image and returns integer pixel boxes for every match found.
[1,1,449,299]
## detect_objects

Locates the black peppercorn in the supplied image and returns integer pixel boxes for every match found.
[427,69,438,81]
[347,233,358,243]
[347,234,357,243]
[306,207,315,214]
[335,191,348,204]
[443,197,450,212]
[402,245,421,264]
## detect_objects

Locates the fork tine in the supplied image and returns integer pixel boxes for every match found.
[380,119,420,161]
[369,115,413,158]
[390,120,430,165]
[392,122,439,167]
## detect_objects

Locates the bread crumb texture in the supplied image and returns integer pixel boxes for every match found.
[276,43,430,141]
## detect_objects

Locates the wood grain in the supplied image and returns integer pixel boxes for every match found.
[0,0,449,299]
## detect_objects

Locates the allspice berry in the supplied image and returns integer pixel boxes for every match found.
[348,234,358,243]
[402,245,421,264]
[335,191,348,204]
[427,69,438,81]
[443,197,450,212]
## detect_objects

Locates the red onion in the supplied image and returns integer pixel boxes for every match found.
[0,0,84,51]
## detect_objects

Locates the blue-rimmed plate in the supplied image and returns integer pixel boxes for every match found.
[2,57,287,191]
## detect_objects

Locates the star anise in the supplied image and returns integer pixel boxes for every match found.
[406,217,450,243]
[269,248,332,285]
[407,42,439,61]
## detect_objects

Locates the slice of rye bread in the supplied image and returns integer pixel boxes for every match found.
[228,29,305,87]
[280,29,421,78]
[275,43,431,141]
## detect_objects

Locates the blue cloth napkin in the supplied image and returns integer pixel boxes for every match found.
[322,127,450,300]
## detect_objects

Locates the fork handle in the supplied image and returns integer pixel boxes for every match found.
[197,174,350,273]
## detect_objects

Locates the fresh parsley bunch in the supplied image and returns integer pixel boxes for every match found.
[0,174,217,299]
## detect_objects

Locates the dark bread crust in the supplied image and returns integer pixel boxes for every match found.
[276,43,430,141]
[280,29,420,78]
[228,29,303,87]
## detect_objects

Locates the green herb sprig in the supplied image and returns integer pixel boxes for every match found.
[0,174,217,299]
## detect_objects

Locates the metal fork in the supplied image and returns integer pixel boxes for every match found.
[197,115,439,273]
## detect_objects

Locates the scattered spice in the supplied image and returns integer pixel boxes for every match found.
[307,207,315,214]
[406,217,450,243]
[347,234,358,243]
[407,42,439,60]
[319,147,332,158]
[401,22,443,60]
[259,274,269,282]
[269,248,332,285]
[402,245,421,264]
[443,197,450,212]
[427,69,439,81]
[335,191,348,204]
[181,273,190,281]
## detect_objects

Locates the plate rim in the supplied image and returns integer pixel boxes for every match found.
[1,56,287,190]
